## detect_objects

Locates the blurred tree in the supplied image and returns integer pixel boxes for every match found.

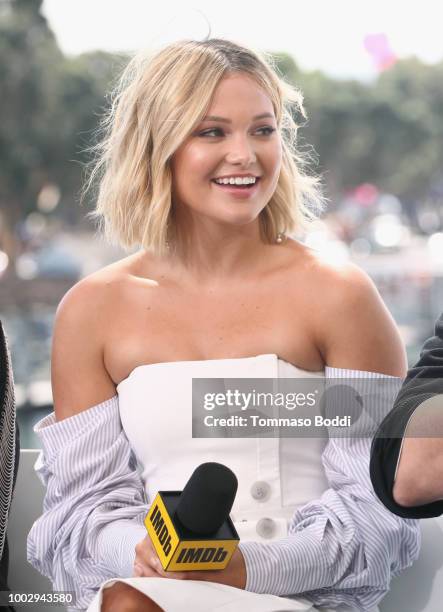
[270,51,302,84]
[373,58,443,206]
[0,0,63,261]
[0,0,126,263]
[47,50,127,225]
[273,55,443,213]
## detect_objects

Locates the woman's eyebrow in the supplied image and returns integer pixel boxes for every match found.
[201,112,275,123]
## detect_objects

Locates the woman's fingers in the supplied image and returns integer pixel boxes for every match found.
[152,561,188,580]
[132,560,160,578]
[133,563,144,577]
[135,536,155,563]
[134,536,165,577]
[133,534,188,579]
[133,559,188,579]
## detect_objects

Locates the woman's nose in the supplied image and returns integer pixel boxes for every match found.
[225,135,257,165]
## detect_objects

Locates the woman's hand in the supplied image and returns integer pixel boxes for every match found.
[133,535,167,578]
[133,534,247,589]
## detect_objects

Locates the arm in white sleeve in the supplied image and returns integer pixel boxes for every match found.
[27,396,148,611]
[239,368,421,611]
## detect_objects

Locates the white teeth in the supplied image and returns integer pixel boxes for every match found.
[214,176,257,185]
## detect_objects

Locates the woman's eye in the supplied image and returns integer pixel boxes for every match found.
[199,128,224,137]
[198,126,276,138]
[257,127,276,136]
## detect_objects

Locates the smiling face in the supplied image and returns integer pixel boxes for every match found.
[170,72,282,234]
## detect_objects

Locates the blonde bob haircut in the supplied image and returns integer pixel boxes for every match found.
[84,38,327,256]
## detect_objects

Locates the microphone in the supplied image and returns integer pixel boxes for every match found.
[145,462,239,571]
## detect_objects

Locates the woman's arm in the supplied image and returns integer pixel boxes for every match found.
[50,276,117,421]
[27,278,150,611]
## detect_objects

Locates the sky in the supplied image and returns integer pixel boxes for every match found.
[42,0,443,82]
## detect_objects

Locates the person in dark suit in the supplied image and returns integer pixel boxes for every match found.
[0,320,19,611]
[370,312,443,518]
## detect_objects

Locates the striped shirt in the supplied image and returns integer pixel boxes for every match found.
[26,367,420,611]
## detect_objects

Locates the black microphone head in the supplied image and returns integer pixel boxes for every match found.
[175,462,238,535]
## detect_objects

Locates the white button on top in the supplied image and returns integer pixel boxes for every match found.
[256,517,276,539]
[250,481,271,502]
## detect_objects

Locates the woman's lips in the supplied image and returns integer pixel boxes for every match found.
[211,178,261,199]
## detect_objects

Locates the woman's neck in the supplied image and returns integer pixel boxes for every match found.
[168,226,288,287]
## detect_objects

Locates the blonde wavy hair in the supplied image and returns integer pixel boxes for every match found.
[84,38,327,255]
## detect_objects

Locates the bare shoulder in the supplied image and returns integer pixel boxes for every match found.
[309,256,380,303]
[56,250,145,314]
[57,257,129,312]
[302,251,407,376]
[52,256,136,421]
[54,259,129,342]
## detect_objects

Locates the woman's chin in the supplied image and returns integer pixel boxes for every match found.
[215,211,262,228]
[209,201,265,224]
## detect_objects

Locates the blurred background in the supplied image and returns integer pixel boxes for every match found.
[1,0,442,447]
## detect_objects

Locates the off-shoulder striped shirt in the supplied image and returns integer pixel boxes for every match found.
[27,367,420,611]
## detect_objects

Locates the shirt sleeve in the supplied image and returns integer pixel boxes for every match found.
[370,313,443,518]
[26,396,148,612]
[239,368,421,611]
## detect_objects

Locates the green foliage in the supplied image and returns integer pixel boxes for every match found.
[0,0,128,235]
[0,0,62,217]
[294,56,443,203]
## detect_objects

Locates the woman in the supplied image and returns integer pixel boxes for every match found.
[27,39,420,612]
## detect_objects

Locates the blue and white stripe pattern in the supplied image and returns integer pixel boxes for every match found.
[27,397,147,611]
[27,368,421,612]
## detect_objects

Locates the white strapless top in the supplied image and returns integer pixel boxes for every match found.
[116,353,329,542]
